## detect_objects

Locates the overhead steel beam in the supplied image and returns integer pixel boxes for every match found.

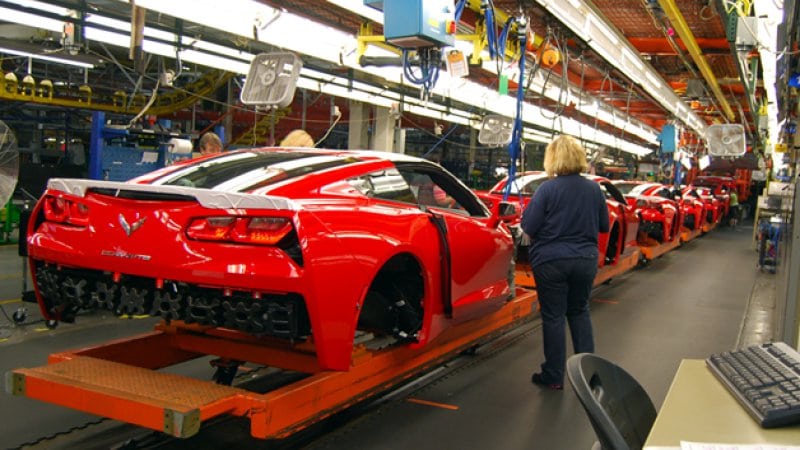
[627,37,731,55]
[657,0,736,122]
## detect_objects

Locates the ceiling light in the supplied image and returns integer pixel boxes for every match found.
[534,0,707,138]
[0,45,96,69]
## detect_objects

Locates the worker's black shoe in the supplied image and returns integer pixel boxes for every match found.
[531,372,563,390]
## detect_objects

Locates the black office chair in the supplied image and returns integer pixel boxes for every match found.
[566,353,657,450]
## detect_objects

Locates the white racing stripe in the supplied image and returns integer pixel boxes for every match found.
[46,178,297,210]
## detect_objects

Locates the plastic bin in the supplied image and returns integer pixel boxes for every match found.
[757,217,782,273]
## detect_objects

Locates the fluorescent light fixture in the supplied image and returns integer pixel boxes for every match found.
[534,0,707,138]
[326,0,384,24]
[3,0,654,155]
[0,46,95,68]
[0,6,65,32]
[754,1,782,144]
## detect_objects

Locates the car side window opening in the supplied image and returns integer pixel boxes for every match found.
[346,168,417,203]
[400,167,489,217]
[600,181,627,204]
[345,167,488,218]
[408,173,459,209]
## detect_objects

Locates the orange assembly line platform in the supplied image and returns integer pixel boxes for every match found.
[7,289,538,440]
[515,247,641,289]
[638,237,681,263]
[5,250,644,441]
[681,225,704,243]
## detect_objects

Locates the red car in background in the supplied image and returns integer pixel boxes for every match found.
[683,186,725,225]
[678,190,707,232]
[26,148,516,371]
[477,171,639,267]
[474,171,546,226]
[613,181,683,243]
[692,176,734,217]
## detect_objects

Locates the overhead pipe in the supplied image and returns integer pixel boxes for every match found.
[130,2,146,73]
[657,0,736,122]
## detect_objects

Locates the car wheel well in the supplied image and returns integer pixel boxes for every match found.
[357,253,424,341]
[684,213,696,230]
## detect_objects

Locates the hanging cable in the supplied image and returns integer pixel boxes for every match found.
[481,0,497,59]
[402,47,441,100]
[576,54,586,144]
[502,16,528,202]
[454,0,467,24]
[497,17,517,59]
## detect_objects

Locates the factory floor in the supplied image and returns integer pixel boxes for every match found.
[0,220,779,449]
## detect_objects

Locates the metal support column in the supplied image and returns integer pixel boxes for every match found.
[780,179,800,345]
[348,100,369,150]
[371,106,394,152]
[89,111,105,180]
[223,78,234,148]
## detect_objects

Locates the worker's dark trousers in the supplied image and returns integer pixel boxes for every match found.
[532,257,597,384]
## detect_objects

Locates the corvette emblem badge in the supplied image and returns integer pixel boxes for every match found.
[119,214,146,237]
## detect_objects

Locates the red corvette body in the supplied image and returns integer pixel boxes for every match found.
[678,192,706,231]
[613,182,683,243]
[683,186,725,225]
[692,176,733,216]
[477,172,639,267]
[27,148,515,371]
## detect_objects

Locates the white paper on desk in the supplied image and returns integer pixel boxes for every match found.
[681,441,800,450]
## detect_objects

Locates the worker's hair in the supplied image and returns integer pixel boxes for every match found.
[279,129,314,148]
[198,132,222,153]
[543,135,589,177]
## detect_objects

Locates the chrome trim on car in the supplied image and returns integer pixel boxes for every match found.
[118,214,146,237]
[47,179,297,210]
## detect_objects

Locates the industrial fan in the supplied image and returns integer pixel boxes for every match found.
[0,120,25,327]
[706,124,746,158]
[478,114,514,146]
[0,120,19,207]
[240,52,302,107]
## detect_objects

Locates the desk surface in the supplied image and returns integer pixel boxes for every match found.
[644,359,800,449]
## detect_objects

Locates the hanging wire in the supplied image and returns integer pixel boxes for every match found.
[619,85,634,140]
[402,48,441,100]
[502,16,528,201]
[576,53,586,144]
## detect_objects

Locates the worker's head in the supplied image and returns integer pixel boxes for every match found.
[543,135,589,177]
[280,129,314,148]
[198,132,223,155]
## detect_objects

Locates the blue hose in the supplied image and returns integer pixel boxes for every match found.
[503,24,527,201]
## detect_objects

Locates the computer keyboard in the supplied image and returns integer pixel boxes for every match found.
[707,342,800,428]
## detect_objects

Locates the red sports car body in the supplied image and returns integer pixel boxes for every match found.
[27,148,516,371]
[613,182,683,243]
[692,176,734,216]
[683,186,725,225]
[678,192,706,231]
[477,172,639,267]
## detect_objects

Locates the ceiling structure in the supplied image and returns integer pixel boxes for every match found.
[0,0,796,162]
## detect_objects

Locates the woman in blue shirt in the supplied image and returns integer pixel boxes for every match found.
[521,135,609,390]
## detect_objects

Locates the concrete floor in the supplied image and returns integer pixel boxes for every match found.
[0,222,778,449]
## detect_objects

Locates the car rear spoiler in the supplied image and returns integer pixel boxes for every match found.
[46,178,297,211]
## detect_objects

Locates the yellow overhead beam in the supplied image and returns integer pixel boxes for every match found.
[658,0,736,122]
[0,70,233,116]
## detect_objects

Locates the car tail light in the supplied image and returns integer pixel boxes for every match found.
[187,216,293,245]
[43,195,90,226]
